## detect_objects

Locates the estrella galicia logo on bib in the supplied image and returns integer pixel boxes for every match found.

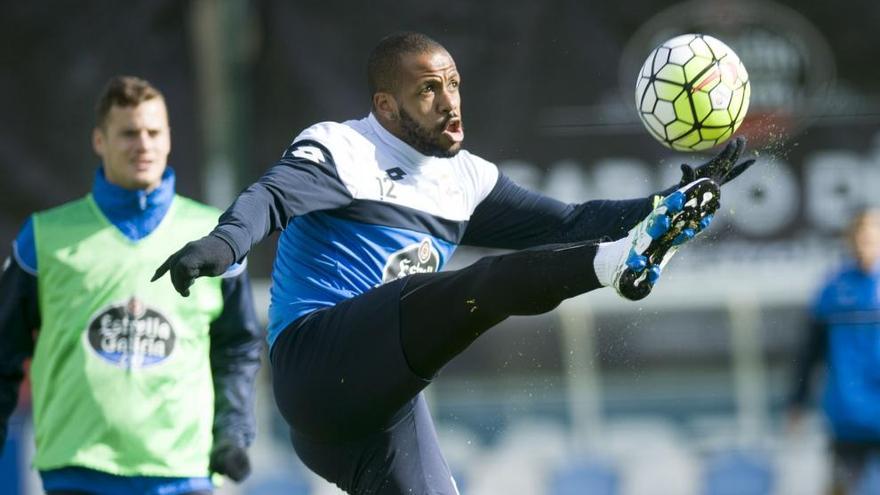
[84,297,176,368]
[382,238,440,283]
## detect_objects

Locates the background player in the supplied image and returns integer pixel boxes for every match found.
[0,76,262,495]
[789,207,880,495]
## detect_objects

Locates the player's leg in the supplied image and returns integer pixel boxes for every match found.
[400,177,720,379]
[398,241,600,378]
[290,393,458,495]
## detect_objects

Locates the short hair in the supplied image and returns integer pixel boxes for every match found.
[850,206,880,231]
[367,32,447,97]
[95,75,164,128]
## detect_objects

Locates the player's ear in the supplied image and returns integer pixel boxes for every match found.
[373,92,399,121]
[92,126,105,156]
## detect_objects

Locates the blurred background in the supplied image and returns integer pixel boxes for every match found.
[3,0,880,494]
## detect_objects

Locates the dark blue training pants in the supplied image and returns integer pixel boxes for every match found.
[271,244,601,494]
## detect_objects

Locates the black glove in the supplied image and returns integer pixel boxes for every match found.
[151,235,235,296]
[679,136,756,187]
[209,439,252,483]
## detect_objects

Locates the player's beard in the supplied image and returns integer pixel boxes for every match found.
[398,107,461,158]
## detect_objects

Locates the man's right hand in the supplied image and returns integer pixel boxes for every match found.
[152,235,235,296]
[679,136,756,187]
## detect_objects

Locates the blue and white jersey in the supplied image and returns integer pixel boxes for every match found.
[267,115,497,344]
[212,114,658,349]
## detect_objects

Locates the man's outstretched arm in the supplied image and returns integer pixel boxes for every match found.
[463,137,755,250]
[153,140,352,295]
[461,174,656,249]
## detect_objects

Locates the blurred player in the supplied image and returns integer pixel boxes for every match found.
[154,32,754,494]
[0,76,262,495]
[789,208,880,495]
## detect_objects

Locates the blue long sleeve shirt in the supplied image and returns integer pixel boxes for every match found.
[791,261,880,441]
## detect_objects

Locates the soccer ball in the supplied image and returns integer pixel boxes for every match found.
[635,34,750,151]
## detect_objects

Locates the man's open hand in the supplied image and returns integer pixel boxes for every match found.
[680,136,756,187]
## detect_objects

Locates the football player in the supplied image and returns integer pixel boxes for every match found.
[155,32,754,494]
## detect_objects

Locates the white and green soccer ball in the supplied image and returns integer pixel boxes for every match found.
[635,33,750,151]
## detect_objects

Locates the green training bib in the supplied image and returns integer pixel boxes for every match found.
[31,194,224,477]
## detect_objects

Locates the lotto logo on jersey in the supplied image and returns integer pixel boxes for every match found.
[83,297,176,368]
[284,140,328,163]
[382,238,440,283]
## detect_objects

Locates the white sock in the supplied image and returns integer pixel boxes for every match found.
[593,237,629,287]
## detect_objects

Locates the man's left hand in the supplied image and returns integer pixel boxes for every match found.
[679,136,756,187]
